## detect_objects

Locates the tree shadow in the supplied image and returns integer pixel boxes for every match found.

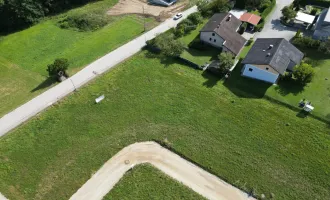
[144,50,176,67]
[273,80,304,96]
[201,70,222,88]
[31,77,57,93]
[223,62,272,98]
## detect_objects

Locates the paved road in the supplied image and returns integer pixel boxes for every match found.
[255,0,296,40]
[70,142,255,200]
[0,6,197,137]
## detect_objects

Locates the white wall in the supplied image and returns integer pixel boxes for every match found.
[242,64,279,84]
[200,32,224,49]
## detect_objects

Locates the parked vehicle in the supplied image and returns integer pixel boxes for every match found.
[174,13,183,20]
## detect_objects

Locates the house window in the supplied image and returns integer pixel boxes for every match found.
[214,39,216,42]
[209,38,212,41]
[212,33,215,36]
[248,68,253,72]
[266,67,269,70]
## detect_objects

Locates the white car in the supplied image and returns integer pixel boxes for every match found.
[174,13,183,20]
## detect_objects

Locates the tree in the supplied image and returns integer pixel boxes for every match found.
[199,0,230,17]
[154,33,184,57]
[293,62,315,85]
[47,58,69,78]
[259,0,271,11]
[318,38,330,54]
[217,52,234,74]
[282,6,297,20]
[187,12,203,25]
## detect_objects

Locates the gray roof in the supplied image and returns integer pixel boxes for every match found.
[242,38,304,74]
[200,13,246,55]
[313,8,330,39]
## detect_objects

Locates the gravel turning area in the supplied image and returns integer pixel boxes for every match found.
[70,142,255,200]
[107,0,188,21]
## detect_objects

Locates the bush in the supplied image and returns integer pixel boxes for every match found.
[247,38,254,46]
[293,62,315,85]
[187,12,203,25]
[174,19,197,37]
[318,38,330,54]
[58,13,108,31]
[152,33,185,57]
[47,58,69,78]
[259,0,271,11]
[292,36,321,49]
[217,52,234,74]
[282,6,297,20]
[310,8,318,15]
[199,0,231,17]
[255,0,275,31]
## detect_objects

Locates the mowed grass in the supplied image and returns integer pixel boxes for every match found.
[266,49,330,120]
[0,0,155,117]
[0,51,329,200]
[103,164,206,200]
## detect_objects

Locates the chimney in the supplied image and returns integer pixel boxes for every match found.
[267,53,271,57]
[227,14,232,21]
[269,44,274,49]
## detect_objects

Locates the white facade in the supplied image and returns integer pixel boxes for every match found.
[200,32,224,49]
[242,64,279,84]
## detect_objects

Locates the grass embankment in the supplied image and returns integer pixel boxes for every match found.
[0,0,156,117]
[0,51,329,200]
[103,164,206,200]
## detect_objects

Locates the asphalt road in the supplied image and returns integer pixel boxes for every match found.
[70,142,255,200]
[0,6,197,137]
[255,0,296,40]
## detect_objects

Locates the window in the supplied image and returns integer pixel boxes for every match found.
[209,38,212,41]
[248,68,253,72]
[212,33,215,36]
[214,39,216,42]
[266,67,269,70]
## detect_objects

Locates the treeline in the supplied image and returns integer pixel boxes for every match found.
[0,0,97,33]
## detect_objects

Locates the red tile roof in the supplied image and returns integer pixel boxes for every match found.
[239,13,261,26]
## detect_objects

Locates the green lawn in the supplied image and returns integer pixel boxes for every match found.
[104,164,206,200]
[265,49,330,121]
[0,51,329,200]
[0,0,156,117]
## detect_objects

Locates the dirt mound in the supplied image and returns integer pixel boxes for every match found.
[107,0,188,21]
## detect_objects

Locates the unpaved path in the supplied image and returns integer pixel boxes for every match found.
[70,142,255,200]
[108,0,188,21]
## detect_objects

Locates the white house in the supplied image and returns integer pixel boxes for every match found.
[241,38,304,84]
[200,13,246,55]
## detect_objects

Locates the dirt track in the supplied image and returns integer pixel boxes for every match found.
[107,0,188,20]
[70,142,255,200]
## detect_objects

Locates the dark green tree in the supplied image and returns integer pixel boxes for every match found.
[293,62,315,85]
[218,52,234,74]
[154,33,185,57]
[282,6,297,20]
[47,58,69,78]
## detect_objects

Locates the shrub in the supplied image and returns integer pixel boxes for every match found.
[199,0,231,17]
[187,12,203,25]
[293,62,315,85]
[153,33,185,57]
[295,29,302,38]
[318,38,330,54]
[47,58,69,78]
[175,19,197,37]
[282,6,297,20]
[217,52,234,74]
[58,13,108,31]
[259,0,271,11]
[310,8,318,15]
[292,36,321,49]
[247,38,254,46]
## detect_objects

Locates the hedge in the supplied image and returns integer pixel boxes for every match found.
[256,0,276,31]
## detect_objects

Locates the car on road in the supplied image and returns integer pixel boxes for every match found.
[173,13,183,20]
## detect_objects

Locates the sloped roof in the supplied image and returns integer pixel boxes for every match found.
[239,13,261,26]
[242,38,304,74]
[200,13,246,55]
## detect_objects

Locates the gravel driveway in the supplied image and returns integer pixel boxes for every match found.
[255,0,296,40]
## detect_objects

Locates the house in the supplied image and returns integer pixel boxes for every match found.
[149,0,177,7]
[239,13,261,28]
[241,38,304,84]
[200,13,247,56]
[313,7,330,40]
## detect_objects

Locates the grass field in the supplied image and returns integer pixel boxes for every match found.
[103,164,205,200]
[0,51,329,200]
[0,0,156,117]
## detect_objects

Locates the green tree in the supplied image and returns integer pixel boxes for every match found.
[218,52,234,74]
[282,6,297,20]
[318,38,330,54]
[293,62,315,85]
[154,33,185,57]
[199,0,230,17]
[259,0,271,11]
[187,12,203,25]
[47,58,69,78]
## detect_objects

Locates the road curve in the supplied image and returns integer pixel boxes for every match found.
[70,142,255,200]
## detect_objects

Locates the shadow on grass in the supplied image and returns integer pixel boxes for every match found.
[296,110,310,118]
[201,70,222,88]
[223,62,272,98]
[31,77,57,93]
[144,50,176,67]
[274,80,304,96]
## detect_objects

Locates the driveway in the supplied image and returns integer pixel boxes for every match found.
[70,142,255,200]
[255,0,296,40]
